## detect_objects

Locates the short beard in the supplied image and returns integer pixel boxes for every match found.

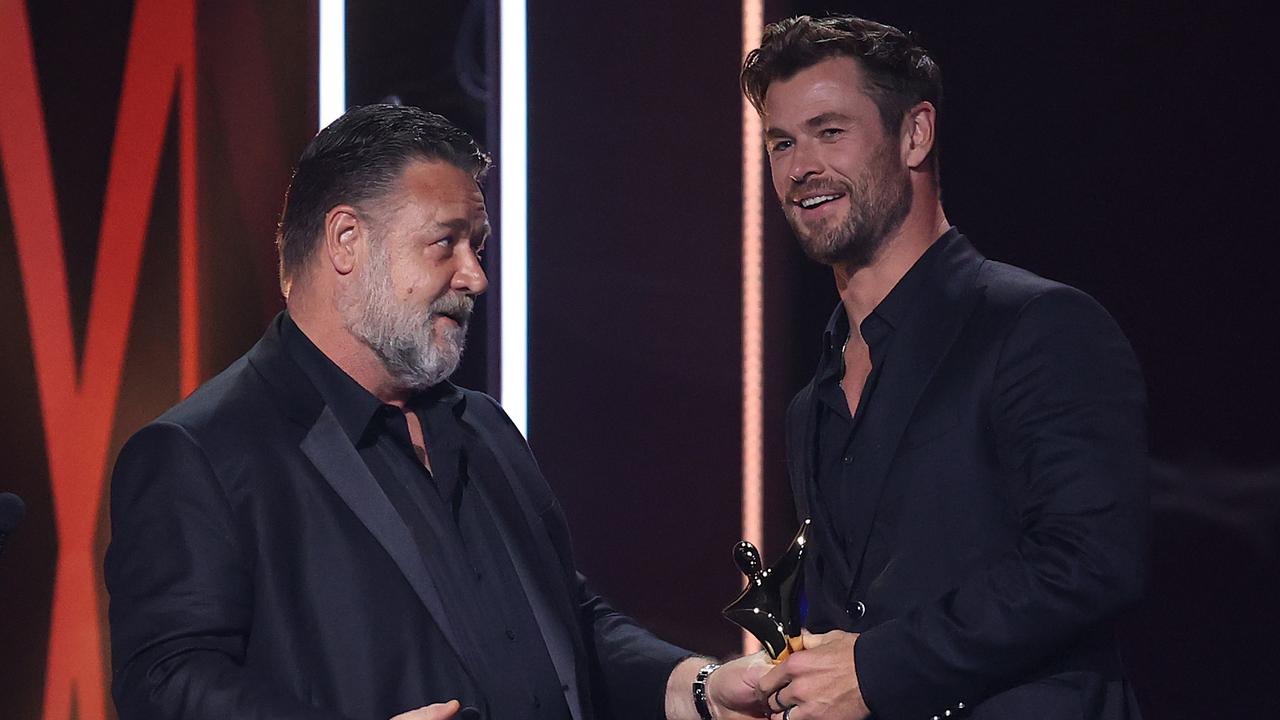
[338,241,473,392]
[788,140,914,270]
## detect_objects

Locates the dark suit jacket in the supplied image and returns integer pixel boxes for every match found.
[787,233,1147,720]
[106,316,688,720]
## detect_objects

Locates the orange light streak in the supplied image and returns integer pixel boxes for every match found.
[180,21,199,396]
[0,1,197,717]
[741,0,764,655]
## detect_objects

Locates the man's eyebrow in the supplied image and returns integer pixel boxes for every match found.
[437,218,472,233]
[764,112,856,139]
[435,217,491,246]
[804,112,855,129]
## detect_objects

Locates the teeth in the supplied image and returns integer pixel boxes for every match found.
[799,194,840,209]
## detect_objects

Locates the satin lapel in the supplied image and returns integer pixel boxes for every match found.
[843,240,986,586]
[465,417,584,720]
[299,407,482,682]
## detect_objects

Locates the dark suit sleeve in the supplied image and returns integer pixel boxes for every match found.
[105,422,349,720]
[854,287,1148,718]
[575,572,693,720]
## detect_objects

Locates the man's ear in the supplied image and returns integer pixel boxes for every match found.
[323,205,362,276]
[902,101,937,170]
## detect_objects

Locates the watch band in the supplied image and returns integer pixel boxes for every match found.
[692,662,721,720]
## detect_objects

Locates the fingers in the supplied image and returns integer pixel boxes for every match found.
[767,706,813,720]
[389,699,461,720]
[756,653,798,696]
[767,685,790,714]
[704,654,771,717]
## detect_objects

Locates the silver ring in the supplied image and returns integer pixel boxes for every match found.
[769,689,786,713]
[783,706,794,720]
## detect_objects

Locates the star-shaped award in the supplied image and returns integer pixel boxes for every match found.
[722,518,811,662]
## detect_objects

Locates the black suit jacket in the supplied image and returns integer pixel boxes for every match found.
[106,316,688,720]
[787,233,1147,720]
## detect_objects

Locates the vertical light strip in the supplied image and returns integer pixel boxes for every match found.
[499,0,529,436]
[318,0,345,128]
[180,22,198,395]
[741,0,764,655]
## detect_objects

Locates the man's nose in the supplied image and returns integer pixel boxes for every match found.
[788,141,823,183]
[452,246,488,295]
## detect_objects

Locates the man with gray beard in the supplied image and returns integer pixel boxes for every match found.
[105,105,768,720]
[743,15,1148,720]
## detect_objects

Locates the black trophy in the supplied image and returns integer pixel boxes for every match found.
[722,518,811,662]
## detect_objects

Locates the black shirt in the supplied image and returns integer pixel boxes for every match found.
[282,314,570,720]
[813,229,957,557]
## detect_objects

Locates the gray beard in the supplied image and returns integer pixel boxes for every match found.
[339,245,472,392]
[788,147,914,270]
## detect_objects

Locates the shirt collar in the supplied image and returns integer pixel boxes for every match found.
[819,226,961,374]
[281,312,465,445]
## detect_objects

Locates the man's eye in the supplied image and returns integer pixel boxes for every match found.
[821,127,844,138]
[435,236,455,248]
[769,139,793,153]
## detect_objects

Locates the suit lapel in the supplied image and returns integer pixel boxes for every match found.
[793,376,858,599]
[464,413,584,720]
[299,405,484,682]
[842,238,986,586]
[790,380,816,523]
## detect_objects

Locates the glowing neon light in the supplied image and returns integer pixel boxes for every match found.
[500,0,529,436]
[741,0,764,655]
[319,0,345,128]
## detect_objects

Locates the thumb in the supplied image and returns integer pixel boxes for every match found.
[421,700,462,720]
[391,699,461,720]
[800,629,830,649]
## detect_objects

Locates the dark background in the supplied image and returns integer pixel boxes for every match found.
[2,1,1277,718]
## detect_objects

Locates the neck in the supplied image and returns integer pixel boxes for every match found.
[287,289,414,408]
[832,199,949,334]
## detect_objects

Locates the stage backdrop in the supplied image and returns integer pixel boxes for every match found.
[3,1,1279,719]
[0,1,314,718]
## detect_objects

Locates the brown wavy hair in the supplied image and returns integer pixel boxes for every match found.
[741,14,943,145]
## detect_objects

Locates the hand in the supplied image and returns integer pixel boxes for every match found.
[665,653,771,720]
[707,651,773,718]
[390,699,463,720]
[756,630,870,720]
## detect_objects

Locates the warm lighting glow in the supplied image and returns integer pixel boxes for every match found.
[500,0,529,436]
[741,0,764,655]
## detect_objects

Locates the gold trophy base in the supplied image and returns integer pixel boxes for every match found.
[771,634,805,664]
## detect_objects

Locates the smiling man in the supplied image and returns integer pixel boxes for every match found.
[105,105,767,720]
[742,15,1148,720]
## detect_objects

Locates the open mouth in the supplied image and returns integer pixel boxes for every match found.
[796,193,845,210]
[434,312,469,327]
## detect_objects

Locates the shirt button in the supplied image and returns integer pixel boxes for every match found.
[505,629,516,641]
[842,455,853,464]
[846,600,866,619]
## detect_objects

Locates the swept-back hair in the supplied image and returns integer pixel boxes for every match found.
[276,104,490,291]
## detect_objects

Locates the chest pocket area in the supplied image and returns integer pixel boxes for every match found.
[902,409,959,450]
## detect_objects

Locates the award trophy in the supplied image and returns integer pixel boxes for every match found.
[722,518,811,662]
